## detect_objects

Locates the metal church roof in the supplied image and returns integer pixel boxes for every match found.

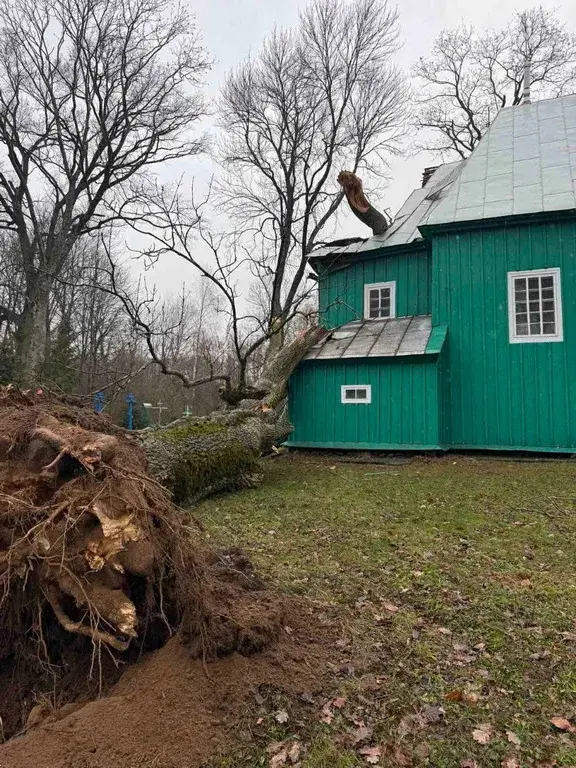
[304,315,446,360]
[425,94,576,226]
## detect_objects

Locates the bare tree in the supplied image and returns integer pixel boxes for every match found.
[218,0,406,347]
[414,7,576,157]
[0,0,209,384]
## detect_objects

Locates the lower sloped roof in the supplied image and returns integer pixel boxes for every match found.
[304,315,447,360]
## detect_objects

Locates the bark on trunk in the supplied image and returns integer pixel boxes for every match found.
[15,274,52,386]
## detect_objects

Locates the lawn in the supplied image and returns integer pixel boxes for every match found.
[195,454,576,767]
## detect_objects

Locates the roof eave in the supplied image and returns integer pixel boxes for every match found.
[308,239,429,274]
[419,207,576,237]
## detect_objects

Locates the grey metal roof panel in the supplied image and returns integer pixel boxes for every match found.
[425,94,576,226]
[303,315,436,360]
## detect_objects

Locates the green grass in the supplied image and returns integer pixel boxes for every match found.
[196,454,576,767]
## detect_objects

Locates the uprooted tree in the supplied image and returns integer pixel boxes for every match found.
[0,318,325,705]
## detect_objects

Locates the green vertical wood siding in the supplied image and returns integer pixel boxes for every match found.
[432,219,576,451]
[319,247,431,327]
[287,357,441,449]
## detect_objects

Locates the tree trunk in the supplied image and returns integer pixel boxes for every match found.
[139,325,327,504]
[15,273,52,386]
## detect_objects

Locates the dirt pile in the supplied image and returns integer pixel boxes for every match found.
[0,386,306,744]
[0,598,331,768]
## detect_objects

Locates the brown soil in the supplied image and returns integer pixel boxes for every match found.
[0,597,333,768]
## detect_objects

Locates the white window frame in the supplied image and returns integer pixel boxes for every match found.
[363,281,396,321]
[341,385,372,404]
[507,267,563,344]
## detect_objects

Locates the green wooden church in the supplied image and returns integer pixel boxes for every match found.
[288,93,576,453]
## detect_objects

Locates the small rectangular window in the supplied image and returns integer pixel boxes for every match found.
[364,281,396,320]
[508,268,563,343]
[341,385,371,404]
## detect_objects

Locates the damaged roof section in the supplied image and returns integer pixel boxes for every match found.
[309,162,463,264]
[304,315,447,360]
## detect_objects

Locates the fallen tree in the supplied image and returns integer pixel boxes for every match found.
[138,325,327,503]
[0,324,326,738]
[0,385,291,736]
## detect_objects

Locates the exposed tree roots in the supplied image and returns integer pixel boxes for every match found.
[0,386,284,737]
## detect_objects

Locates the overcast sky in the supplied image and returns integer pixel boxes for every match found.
[148,0,576,292]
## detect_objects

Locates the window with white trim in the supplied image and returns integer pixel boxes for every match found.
[341,385,372,404]
[364,281,396,320]
[507,268,563,343]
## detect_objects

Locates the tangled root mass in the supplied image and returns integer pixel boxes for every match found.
[0,386,282,734]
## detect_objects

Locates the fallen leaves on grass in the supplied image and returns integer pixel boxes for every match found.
[319,697,346,724]
[358,745,382,764]
[472,723,494,744]
[550,716,574,732]
[445,689,480,705]
[350,725,373,745]
[501,755,521,768]
[266,740,302,766]
[381,601,399,613]
[275,709,289,724]
[397,705,445,739]
[460,760,479,768]
[506,730,521,747]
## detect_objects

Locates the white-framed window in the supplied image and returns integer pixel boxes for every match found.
[507,268,563,343]
[364,281,396,320]
[341,385,372,404]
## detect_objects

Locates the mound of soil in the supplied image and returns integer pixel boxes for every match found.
[0,598,333,768]
[0,386,313,747]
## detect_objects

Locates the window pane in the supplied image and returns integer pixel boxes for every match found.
[530,320,541,334]
[541,276,554,288]
[541,288,554,300]
[542,311,555,324]
[528,277,539,290]
[356,389,367,400]
[542,299,554,312]
[345,389,356,399]
[515,302,527,313]
[516,323,529,335]
[543,321,556,334]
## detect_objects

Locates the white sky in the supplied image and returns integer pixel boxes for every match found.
[146,0,576,293]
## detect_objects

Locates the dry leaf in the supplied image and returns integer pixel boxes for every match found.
[393,746,413,766]
[460,761,479,768]
[550,716,574,732]
[462,692,480,705]
[359,745,383,764]
[445,689,463,702]
[275,709,289,724]
[320,702,334,724]
[438,627,452,635]
[501,755,521,768]
[382,601,399,613]
[472,723,494,744]
[287,742,301,762]
[506,730,521,747]
[270,749,289,767]
[351,725,373,745]
[332,697,347,709]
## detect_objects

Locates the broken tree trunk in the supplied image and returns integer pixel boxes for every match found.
[138,325,327,504]
[337,170,389,236]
